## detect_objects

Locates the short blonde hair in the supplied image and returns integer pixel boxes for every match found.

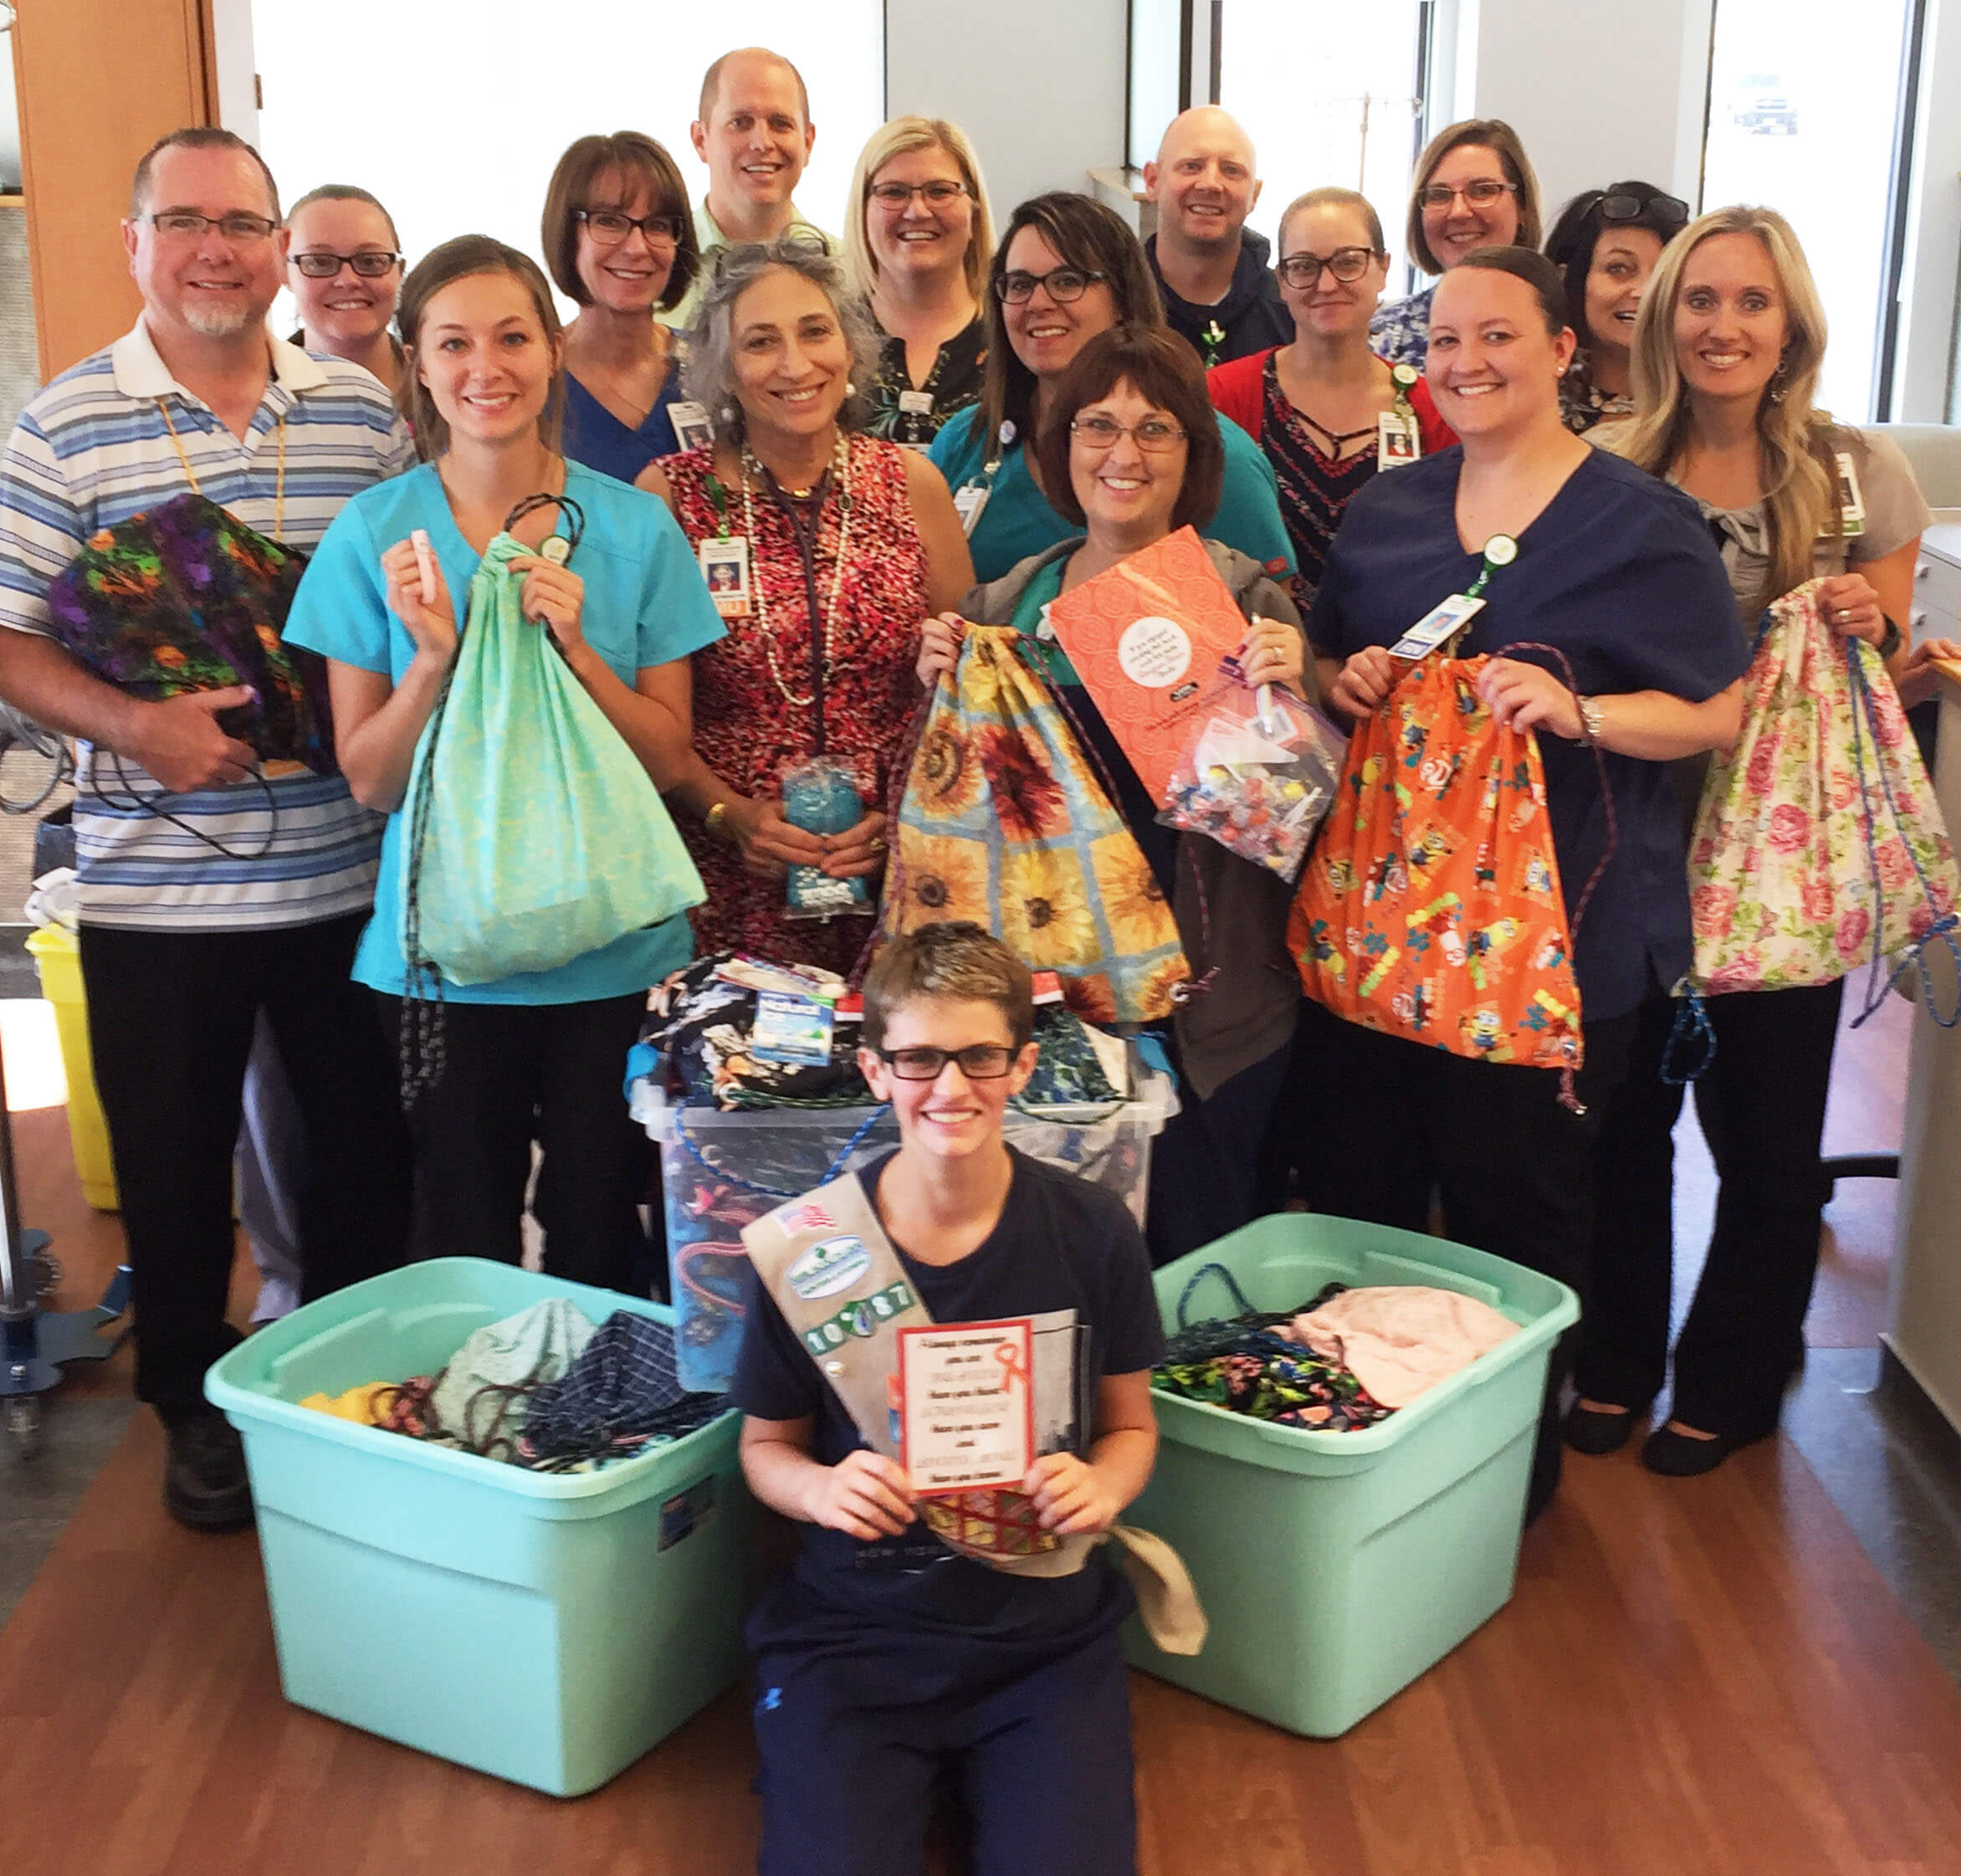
[841,116,996,305]
[1611,205,1836,612]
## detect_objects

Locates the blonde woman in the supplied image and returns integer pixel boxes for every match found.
[843,115,996,446]
[1369,117,1544,370]
[1574,207,1955,1476]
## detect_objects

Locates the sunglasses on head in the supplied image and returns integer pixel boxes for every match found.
[1598,191,1690,229]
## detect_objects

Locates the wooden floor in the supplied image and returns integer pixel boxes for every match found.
[5,1011,1961,1875]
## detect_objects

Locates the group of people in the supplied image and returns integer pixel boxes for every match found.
[2,44,1958,1873]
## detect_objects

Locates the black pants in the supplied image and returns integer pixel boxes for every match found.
[380,991,649,1294]
[80,915,412,1426]
[1579,979,1843,1436]
[1290,997,1638,1518]
[1144,1041,1291,1268]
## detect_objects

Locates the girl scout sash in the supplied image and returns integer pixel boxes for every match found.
[742,1171,1205,1653]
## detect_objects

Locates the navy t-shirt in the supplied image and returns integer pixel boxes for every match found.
[732,1147,1163,1636]
[561,355,686,486]
[1309,446,1748,1022]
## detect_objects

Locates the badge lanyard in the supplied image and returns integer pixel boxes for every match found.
[1375,364,1423,474]
[1386,532,1518,661]
[955,418,1016,537]
[158,399,286,536]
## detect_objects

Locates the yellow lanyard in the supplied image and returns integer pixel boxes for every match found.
[156,397,287,537]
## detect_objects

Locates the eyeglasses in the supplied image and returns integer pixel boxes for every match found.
[1417,178,1518,211]
[1599,190,1690,229]
[868,180,969,208]
[1070,413,1187,452]
[145,211,279,243]
[996,265,1107,305]
[291,249,402,279]
[576,208,686,247]
[1275,246,1380,290]
[877,1044,1018,1080]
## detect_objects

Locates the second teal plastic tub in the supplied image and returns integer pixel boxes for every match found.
[1124,1214,1577,1737]
[206,1258,749,1796]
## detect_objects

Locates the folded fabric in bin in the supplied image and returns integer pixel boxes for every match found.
[645,955,869,1111]
[1283,1285,1518,1409]
[520,1312,727,1466]
[1154,1332,1392,1432]
[427,1298,596,1460]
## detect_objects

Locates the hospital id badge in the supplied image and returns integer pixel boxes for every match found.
[1377,409,1421,470]
[899,389,934,418]
[1389,592,1485,661]
[953,482,990,537]
[699,534,752,618]
[1834,450,1866,539]
[668,399,714,454]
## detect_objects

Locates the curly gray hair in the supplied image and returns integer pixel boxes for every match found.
[682,237,879,444]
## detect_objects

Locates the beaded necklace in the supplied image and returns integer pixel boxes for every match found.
[739,431,856,714]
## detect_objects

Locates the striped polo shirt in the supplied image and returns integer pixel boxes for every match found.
[0,320,416,931]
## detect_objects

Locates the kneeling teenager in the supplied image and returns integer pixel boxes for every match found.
[733,922,1163,1876]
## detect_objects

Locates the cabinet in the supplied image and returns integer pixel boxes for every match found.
[1912,523,1961,648]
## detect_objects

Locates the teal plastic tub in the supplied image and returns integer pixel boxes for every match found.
[1124,1214,1578,1738]
[205,1258,749,1797]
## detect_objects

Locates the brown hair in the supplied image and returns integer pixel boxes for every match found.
[1277,186,1385,258]
[862,923,1035,1051]
[540,132,699,312]
[1405,119,1541,274]
[1447,246,1569,336]
[397,237,565,459]
[130,127,279,220]
[1034,324,1223,531]
[287,183,400,251]
[980,192,1165,457]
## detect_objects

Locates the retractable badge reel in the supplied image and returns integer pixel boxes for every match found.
[1387,532,1517,661]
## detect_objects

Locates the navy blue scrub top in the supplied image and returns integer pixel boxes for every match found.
[1309,445,1748,1023]
[561,354,686,485]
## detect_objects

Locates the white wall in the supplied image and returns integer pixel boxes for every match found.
[884,0,1129,218]
[1892,0,1961,423]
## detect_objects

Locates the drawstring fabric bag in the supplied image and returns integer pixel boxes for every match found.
[1686,577,1960,1016]
[400,516,704,1001]
[1288,650,1590,1077]
[878,623,1189,1024]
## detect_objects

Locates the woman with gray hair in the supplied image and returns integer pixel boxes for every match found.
[638,238,971,971]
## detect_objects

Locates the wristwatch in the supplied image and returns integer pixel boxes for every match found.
[704,801,730,839]
[1575,695,1605,746]
[1876,616,1903,661]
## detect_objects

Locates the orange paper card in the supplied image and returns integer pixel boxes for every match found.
[1042,525,1251,805]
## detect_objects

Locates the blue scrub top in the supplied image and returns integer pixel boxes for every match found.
[561,355,687,485]
[284,459,726,1005]
[1309,445,1748,1023]
[929,402,1296,586]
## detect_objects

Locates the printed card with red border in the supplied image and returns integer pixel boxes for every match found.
[1042,525,1252,805]
[896,1318,1036,1496]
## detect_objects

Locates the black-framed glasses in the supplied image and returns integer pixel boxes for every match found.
[1417,178,1518,211]
[145,210,279,243]
[877,1044,1017,1081]
[868,179,969,208]
[1070,413,1187,453]
[576,208,686,247]
[291,249,402,279]
[1275,246,1380,290]
[1599,190,1690,229]
[996,265,1107,305]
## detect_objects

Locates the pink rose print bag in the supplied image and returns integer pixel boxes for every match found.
[1687,578,1959,1011]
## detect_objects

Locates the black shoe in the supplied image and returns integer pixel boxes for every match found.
[1564,1400,1637,1456]
[1640,1423,1750,1478]
[164,1412,254,1530]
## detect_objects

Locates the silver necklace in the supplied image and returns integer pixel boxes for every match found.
[739,432,855,710]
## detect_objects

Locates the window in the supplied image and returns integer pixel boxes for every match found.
[1216,1,1432,286]
[1702,0,1917,419]
[251,3,884,320]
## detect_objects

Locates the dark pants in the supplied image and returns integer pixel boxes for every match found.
[1288,997,1638,1518]
[1144,1042,1291,1268]
[80,915,412,1427]
[380,991,649,1293]
[751,1597,1136,1876]
[1579,979,1843,1436]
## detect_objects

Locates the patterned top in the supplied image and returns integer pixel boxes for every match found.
[1257,354,1395,614]
[0,320,412,931]
[861,314,986,447]
[660,434,930,972]
[1559,354,1634,435]
[1368,286,1435,370]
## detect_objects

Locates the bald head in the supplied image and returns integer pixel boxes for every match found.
[1144,108,1262,258]
[699,47,810,126]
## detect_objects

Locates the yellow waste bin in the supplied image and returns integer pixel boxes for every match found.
[24,925,118,1211]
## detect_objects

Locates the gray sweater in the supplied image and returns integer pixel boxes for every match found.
[961,537,1311,1099]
